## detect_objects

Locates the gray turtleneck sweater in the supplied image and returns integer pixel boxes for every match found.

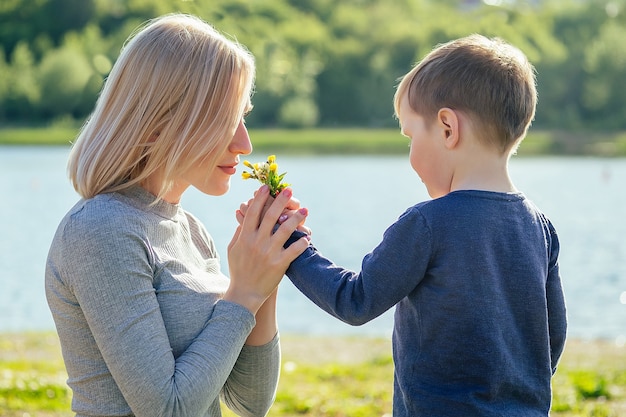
[45,186,279,417]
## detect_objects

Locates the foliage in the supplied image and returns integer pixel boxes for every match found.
[38,47,94,117]
[2,42,40,119]
[2,0,626,132]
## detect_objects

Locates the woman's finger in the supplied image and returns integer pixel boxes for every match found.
[257,188,293,236]
[240,185,270,233]
[235,196,250,225]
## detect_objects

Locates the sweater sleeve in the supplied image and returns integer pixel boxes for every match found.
[545,220,567,374]
[221,334,280,416]
[286,208,432,325]
[53,209,256,417]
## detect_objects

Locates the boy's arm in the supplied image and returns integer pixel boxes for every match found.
[545,222,567,374]
[286,209,431,326]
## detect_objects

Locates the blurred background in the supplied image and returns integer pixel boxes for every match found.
[0,0,625,339]
[1,0,626,135]
[1,1,625,415]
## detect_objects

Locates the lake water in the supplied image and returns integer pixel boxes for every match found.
[1,146,625,344]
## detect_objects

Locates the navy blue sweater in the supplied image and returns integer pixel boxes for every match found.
[286,190,567,416]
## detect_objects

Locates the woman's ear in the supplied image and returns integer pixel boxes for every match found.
[437,108,459,149]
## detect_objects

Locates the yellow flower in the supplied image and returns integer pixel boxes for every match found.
[241,154,290,197]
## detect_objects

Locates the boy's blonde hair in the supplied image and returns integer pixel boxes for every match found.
[68,14,255,199]
[394,34,536,154]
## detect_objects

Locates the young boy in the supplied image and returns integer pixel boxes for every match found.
[282,35,567,416]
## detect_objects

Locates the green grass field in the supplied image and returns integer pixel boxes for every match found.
[1,333,624,416]
[1,125,626,156]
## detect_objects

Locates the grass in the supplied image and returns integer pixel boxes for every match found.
[1,125,626,156]
[0,333,70,416]
[0,126,77,146]
[1,333,624,417]
[0,125,408,153]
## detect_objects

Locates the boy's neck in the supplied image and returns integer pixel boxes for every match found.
[450,145,517,194]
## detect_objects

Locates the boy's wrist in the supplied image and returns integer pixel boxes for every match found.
[282,229,310,248]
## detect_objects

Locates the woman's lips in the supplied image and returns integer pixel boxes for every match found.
[219,165,237,175]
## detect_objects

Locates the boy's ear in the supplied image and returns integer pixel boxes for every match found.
[437,108,459,149]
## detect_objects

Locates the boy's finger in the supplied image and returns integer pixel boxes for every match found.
[282,235,310,260]
[271,207,308,249]
[239,200,251,217]
[297,225,312,236]
[285,196,301,211]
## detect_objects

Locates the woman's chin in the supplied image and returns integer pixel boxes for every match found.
[196,183,230,197]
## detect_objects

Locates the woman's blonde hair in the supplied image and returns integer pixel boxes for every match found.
[394,34,536,154]
[68,13,255,199]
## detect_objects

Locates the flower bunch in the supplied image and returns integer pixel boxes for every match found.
[242,155,290,197]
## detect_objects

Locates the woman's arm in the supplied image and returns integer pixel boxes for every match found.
[50,217,255,417]
[48,188,306,417]
[221,291,281,416]
[224,186,309,314]
[218,187,309,415]
[246,289,279,345]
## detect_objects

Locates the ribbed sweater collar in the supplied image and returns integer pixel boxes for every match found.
[115,185,181,220]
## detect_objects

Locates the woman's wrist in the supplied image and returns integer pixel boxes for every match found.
[222,288,267,316]
[245,290,278,346]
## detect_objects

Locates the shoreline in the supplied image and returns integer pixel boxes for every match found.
[1,126,626,157]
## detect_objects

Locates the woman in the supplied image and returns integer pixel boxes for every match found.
[45,13,309,417]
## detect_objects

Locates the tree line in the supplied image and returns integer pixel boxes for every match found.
[1,0,625,130]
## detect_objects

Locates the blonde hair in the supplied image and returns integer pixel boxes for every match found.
[68,13,255,199]
[394,34,536,154]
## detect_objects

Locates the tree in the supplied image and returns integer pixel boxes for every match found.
[38,46,93,117]
[0,0,625,130]
[581,20,626,129]
[2,42,40,120]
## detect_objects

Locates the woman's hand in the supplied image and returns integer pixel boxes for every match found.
[236,189,312,236]
[225,185,309,314]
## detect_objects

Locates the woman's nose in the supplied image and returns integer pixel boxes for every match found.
[230,121,253,155]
